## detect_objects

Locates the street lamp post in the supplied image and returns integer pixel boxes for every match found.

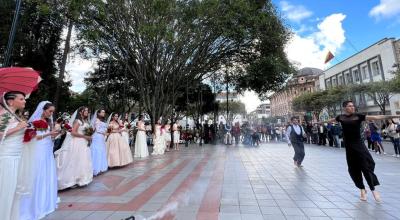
[3,0,23,67]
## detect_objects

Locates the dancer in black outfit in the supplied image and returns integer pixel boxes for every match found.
[331,101,399,203]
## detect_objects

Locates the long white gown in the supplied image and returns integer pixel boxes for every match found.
[134,121,149,158]
[121,121,130,146]
[55,120,93,190]
[90,119,108,175]
[0,118,25,220]
[152,125,165,155]
[20,127,58,220]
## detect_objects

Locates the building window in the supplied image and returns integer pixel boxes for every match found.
[338,75,343,85]
[372,61,380,76]
[332,77,337,86]
[345,72,352,84]
[353,69,360,82]
[361,66,369,80]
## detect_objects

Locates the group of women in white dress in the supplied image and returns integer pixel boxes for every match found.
[0,92,58,220]
[0,91,181,220]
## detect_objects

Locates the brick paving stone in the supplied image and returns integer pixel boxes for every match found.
[38,142,400,220]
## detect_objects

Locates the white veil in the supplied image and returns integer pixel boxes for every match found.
[91,110,98,127]
[28,101,51,124]
[107,112,114,125]
[69,109,78,126]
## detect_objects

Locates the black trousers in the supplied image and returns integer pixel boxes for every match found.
[292,141,305,165]
[346,147,380,191]
[318,133,326,145]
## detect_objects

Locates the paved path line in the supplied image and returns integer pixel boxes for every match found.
[117,159,191,211]
[196,155,226,220]
[155,153,212,220]
[58,158,189,211]
[61,157,178,197]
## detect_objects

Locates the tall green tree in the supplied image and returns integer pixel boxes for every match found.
[0,0,72,112]
[77,0,292,125]
[85,59,140,112]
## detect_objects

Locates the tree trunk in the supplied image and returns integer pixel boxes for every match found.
[54,19,73,110]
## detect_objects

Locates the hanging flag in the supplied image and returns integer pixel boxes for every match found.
[324,51,334,64]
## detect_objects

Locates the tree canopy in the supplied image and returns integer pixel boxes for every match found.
[77,0,293,124]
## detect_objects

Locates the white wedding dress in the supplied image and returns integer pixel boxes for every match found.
[55,120,93,190]
[134,121,149,158]
[19,127,58,220]
[152,125,165,155]
[0,119,27,220]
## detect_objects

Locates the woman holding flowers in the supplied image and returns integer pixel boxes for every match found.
[0,91,29,220]
[106,113,133,167]
[120,113,131,146]
[90,109,108,175]
[19,101,59,220]
[55,106,93,190]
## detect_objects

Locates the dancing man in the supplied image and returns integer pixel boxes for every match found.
[330,100,399,202]
[286,117,306,168]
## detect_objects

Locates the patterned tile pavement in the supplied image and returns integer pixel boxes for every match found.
[44,142,400,220]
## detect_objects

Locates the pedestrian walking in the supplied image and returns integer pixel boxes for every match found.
[286,117,306,168]
[386,119,400,157]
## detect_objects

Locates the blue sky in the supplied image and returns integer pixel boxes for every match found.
[272,0,400,69]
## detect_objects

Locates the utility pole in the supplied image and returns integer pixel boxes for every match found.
[3,0,23,67]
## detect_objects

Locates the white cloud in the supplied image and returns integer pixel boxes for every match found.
[280,1,313,22]
[239,90,262,113]
[285,13,347,69]
[369,0,400,20]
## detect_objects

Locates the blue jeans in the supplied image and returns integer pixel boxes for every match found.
[390,137,400,155]
[333,135,340,148]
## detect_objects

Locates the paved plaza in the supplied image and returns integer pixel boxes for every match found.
[44,143,400,220]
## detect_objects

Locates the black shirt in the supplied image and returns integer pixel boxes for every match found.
[336,113,366,144]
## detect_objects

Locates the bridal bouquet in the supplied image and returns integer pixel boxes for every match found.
[32,120,48,131]
[84,125,95,147]
[62,123,72,132]
[84,126,94,136]
[126,124,132,129]
[23,120,49,142]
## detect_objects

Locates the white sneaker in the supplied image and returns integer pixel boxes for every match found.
[383,152,387,155]
[397,154,400,158]
[376,152,380,155]
[392,154,397,157]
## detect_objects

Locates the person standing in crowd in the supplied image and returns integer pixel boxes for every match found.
[232,122,241,145]
[53,117,64,151]
[311,123,319,144]
[163,123,171,152]
[318,123,327,146]
[134,115,149,157]
[364,126,372,150]
[107,113,134,166]
[55,106,93,190]
[120,113,130,146]
[331,100,400,202]
[331,122,341,148]
[152,119,166,155]
[0,91,30,220]
[286,117,307,168]
[327,122,334,147]
[386,119,400,157]
[369,121,385,154]
[306,122,313,144]
[20,102,59,220]
[90,109,108,175]
[173,121,180,150]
